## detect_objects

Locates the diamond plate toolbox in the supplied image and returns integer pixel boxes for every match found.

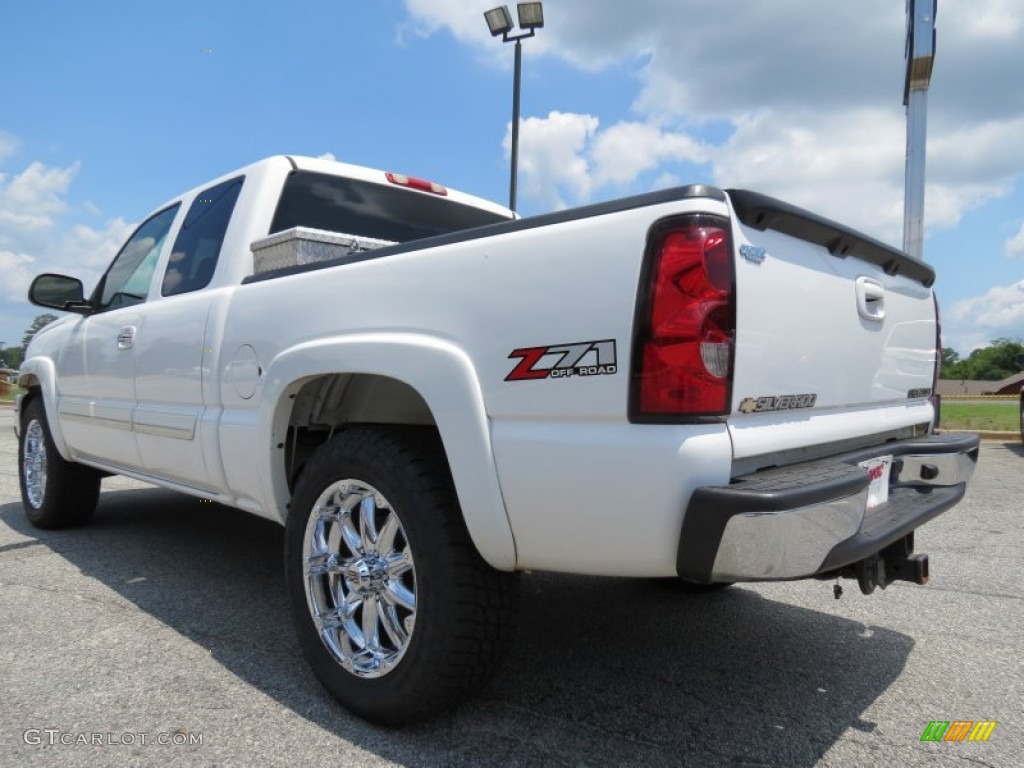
[251,227,396,275]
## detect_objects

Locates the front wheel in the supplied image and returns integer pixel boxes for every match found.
[285,427,517,725]
[18,397,101,529]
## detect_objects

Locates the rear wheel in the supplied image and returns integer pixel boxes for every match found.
[285,427,517,725]
[18,397,101,529]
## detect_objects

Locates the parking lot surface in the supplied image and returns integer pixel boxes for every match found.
[1,406,1020,767]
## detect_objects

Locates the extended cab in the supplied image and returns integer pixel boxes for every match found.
[16,155,979,723]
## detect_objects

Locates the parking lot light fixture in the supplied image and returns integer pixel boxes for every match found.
[483,2,544,212]
[517,3,544,30]
[485,6,514,37]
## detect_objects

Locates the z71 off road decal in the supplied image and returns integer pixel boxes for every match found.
[506,339,617,381]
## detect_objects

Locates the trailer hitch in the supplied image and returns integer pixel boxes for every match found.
[824,533,929,596]
[851,551,929,595]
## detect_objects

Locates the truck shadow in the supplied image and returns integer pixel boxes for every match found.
[1,488,913,767]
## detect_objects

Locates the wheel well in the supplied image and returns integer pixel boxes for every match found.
[281,373,439,489]
[19,382,41,414]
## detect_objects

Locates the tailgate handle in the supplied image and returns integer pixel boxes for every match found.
[856,277,885,321]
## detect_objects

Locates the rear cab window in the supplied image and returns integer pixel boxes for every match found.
[162,177,244,296]
[269,171,509,242]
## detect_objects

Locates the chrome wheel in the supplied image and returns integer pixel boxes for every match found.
[302,480,416,679]
[22,419,48,509]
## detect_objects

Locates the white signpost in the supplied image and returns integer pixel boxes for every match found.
[903,0,937,261]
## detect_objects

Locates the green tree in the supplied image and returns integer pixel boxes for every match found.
[22,314,59,348]
[939,347,960,378]
[1,346,25,370]
[943,338,1024,381]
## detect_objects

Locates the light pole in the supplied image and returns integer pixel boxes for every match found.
[903,0,937,261]
[484,3,544,213]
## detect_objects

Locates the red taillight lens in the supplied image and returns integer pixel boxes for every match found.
[631,216,736,420]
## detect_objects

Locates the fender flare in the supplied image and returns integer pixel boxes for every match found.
[17,358,74,461]
[259,333,517,570]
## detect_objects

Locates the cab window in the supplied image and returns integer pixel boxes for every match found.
[162,177,243,296]
[96,205,180,310]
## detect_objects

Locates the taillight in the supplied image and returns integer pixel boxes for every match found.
[630,215,736,421]
[385,172,448,196]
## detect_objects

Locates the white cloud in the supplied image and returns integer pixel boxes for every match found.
[505,111,598,209]
[316,152,337,161]
[591,122,704,187]
[0,209,54,236]
[945,280,1024,353]
[0,250,37,301]
[948,0,1022,42]
[708,109,1024,245]
[508,112,706,210]
[708,109,905,242]
[1005,223,1024,257]
[0,217,133,304]
[0,156,135,307]
[402,0,493,44]
[512,104,1003,247]
[0,160,79,217]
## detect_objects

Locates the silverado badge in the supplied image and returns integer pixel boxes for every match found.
[738,393,817,414]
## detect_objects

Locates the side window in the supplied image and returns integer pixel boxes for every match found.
[162,177,243,296]
[97,205,180,310]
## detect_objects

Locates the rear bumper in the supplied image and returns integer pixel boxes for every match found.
[677,433,980,583]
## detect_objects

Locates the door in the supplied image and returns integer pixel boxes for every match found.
[133,178,243,488]
[57,204,180,468]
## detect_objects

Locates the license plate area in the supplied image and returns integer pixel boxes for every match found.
[858,455,893,511]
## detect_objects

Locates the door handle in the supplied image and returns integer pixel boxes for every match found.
[855,277,885,322]
[117,326,136,350]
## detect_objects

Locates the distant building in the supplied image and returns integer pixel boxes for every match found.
[938,371,1024,396]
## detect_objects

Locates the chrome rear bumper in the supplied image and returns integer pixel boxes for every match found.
[676,433,979,583]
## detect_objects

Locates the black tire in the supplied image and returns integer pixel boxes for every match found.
[18,396,101,529]
[651,577,735,593]
[285,427,517,725]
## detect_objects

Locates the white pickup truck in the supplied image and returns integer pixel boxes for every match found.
[16,155,979,723]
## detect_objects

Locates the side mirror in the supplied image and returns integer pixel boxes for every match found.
[28,274,92,314]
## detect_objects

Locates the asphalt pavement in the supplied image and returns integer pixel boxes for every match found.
[0,406,1020,767]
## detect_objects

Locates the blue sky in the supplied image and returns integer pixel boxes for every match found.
[2,0,1022,355]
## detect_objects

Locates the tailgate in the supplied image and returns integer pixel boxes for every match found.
[725,190,937,459]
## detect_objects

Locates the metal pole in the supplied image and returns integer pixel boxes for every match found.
[509,38,522,212]
[903,0,936,261]
[903,87,928,260]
